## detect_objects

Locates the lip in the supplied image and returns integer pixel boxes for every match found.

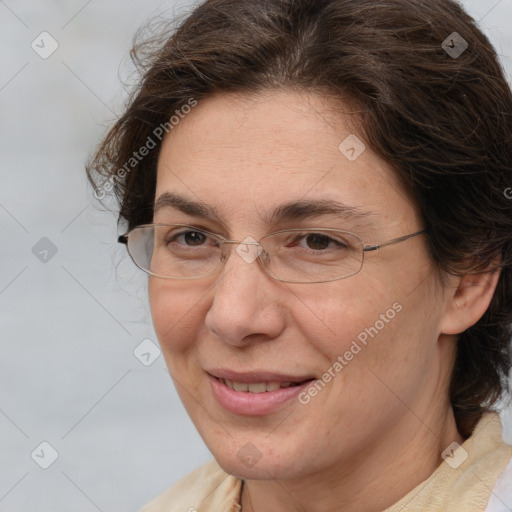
[207,370,315,416]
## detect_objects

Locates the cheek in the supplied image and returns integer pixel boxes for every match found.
[297,270,435,383]
[148,279,208,356]
[294,275,392,355]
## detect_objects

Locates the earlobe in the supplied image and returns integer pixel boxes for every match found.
[440,265,501,335]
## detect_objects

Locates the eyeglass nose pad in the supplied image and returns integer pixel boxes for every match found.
[259,248,270,265]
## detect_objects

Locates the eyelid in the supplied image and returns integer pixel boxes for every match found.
[153,215,227,238]
[156,221,225,238]
[177,223,227,240]
[156,222,376,242]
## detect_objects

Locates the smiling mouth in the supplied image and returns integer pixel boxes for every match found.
[208,374,316,415]
[217,378,312,393]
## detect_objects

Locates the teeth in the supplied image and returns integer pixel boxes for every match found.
[232,381,248,392]
[248,382,266,393]
[265,382,281,392]
[221,379,298,392]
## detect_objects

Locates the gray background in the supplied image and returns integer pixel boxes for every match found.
[1,1,511,511]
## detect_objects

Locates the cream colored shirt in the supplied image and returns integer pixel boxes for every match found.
[139,412,512,512]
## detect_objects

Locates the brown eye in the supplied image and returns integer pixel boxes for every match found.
[166,229,208,247]
[305,234,331,251]
[181,231,207,246]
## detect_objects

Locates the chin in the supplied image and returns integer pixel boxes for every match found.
[206,435,312,481]
[213,451,294,481]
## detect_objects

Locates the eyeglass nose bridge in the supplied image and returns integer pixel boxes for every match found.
[218,238,269,265]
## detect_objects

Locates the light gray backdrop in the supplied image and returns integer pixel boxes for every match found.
[1,1,511,511]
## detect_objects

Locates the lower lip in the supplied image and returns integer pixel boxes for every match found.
[208,375,313,416]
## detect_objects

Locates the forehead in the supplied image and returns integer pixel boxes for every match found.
[154,90,417,229]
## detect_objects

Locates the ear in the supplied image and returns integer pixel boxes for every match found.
[440,264,501,335]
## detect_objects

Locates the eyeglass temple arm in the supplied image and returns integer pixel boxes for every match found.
[363,229,426,253]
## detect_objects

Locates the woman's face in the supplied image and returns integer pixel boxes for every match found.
[150,90,455,480]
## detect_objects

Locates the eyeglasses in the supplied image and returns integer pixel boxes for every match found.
[118,224,426,284]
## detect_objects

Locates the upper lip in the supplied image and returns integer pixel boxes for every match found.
[207,368,315,383]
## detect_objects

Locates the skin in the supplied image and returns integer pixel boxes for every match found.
[148,89,499,512]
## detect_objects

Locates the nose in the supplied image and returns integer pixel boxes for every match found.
[204,240,285,348]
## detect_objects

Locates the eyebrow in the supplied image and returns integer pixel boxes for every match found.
[153,192,376,226]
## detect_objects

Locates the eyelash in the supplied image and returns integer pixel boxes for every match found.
[166,228,349,253]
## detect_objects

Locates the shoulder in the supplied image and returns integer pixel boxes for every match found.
[484,452,512,512]
[138,459,242,512]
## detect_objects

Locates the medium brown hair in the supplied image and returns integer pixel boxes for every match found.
[87,0,512,438]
